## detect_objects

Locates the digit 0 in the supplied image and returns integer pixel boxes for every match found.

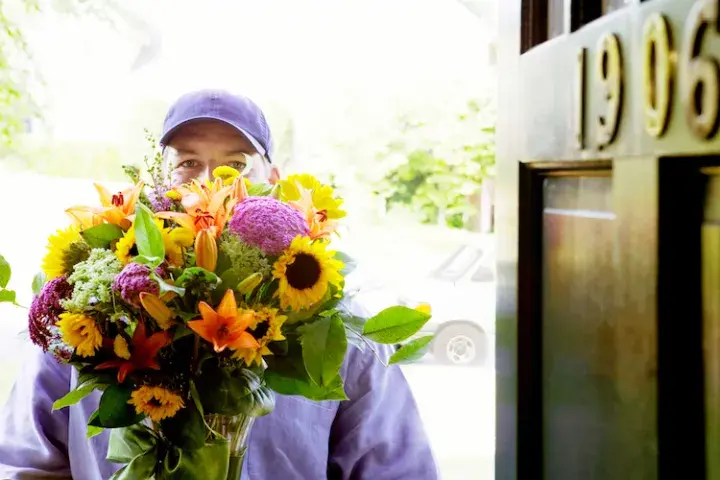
[642,13,674,138]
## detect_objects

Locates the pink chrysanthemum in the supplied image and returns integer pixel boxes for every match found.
[228,197,310,255]
[112,263,159,307]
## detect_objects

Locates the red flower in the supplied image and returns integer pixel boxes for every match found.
[96,322,170,383]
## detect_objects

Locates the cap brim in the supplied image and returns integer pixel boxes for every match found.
[160,116,267,157]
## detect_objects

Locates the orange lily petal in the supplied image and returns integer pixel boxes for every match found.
[156,212,197,232]
[124,182,144,215]
[198,301,218,323]
[232,332,260,349]
[217,290,237,318]
[94,183,114,207]
[188,320,220,345]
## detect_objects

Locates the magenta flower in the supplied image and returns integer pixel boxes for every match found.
[148,185,175,213]
[112,263,159,307]
[28,277,73,360]
[228,196,310,255]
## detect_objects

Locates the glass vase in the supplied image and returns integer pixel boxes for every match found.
[205,413,255,479]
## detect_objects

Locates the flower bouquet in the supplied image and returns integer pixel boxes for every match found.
[0,155,434,480]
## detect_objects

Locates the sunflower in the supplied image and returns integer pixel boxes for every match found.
[234,307,287,366]
[272,236,344,311]
[56,312,102,357]
[115,219,192,266]
[279,174,346,240]
[41,226,85,280]
[128,385,185,422]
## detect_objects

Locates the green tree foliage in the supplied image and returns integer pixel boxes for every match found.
[374,98,495,229]
[0,0,120,147]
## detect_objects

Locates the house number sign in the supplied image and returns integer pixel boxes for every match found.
[576,0,720,150]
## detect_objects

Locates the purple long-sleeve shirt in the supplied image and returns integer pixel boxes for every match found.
[0,340,438,479]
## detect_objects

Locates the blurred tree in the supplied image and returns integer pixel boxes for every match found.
[373,98,495,229]
[0,0,122,147]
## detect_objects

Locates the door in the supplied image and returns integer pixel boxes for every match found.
[496,1,720,478]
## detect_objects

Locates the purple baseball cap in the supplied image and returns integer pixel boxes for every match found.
[160,89,274,161]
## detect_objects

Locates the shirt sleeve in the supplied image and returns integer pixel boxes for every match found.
[0,348,72,478]
[328,298,439,479]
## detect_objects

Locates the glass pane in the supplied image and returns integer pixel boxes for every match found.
[603,0,631,14]
[542,175,628,479]
[704,171,720,480]
[548,0,565,39]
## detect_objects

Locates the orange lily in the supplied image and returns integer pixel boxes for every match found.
[188,289,259,353]
[66,182,144,230]
[156,178,234,238]
[95,321,170,383]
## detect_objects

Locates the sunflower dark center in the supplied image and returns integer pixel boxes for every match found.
[149,397,163,407]
[286,253,321,290]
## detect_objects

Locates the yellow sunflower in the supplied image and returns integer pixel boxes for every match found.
[56,312,102,357]
[279,174,346,240]
[41,226,83,280]
[128,385,185,422]
[234,307,287,366]
[272,236,344,311]
[115,219,192,266]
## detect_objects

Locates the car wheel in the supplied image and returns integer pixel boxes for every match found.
[433,324,487,366]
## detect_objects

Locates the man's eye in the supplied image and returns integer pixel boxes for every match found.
[178,160,199,169]
[226,161,246,170]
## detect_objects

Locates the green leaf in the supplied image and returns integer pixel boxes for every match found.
[173,324,194,341]
[189,380,204,416]
[196,359,275,416]
[160,403,205,451]
[109,449,157,480]
[300,316,347,387]
[362,306,431,344]
[0,289,16,303]
[389,335,434,365]
[81,223,124,249]
[107,424,157,463]
[334,251,357,276]
[98,385,145,428]
[87,410,104,438]
[53,381,100,410]
[0,254,10,289]
[31,271,46,296]
[134,203,165,266]
[264,344,348,401]
[247,183,274,196]
[150,272,186,297]
[265,369,348,401]
[87,424,104,439]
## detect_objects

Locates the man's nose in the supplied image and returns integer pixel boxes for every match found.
[197,167,213,183]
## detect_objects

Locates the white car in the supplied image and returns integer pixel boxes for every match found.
[348,240,496,366]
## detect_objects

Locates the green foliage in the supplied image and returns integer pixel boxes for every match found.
[388,335,433,365]
[0,253,15,303]
[264,341,348,401]
[133,203,165,267]
[0,0,121,149]
[299,316,347,387]
[195,358,276,417]
[374,99,495,229]
[362,305,431,344]
[81,224,124,249]
[94,384,144,428]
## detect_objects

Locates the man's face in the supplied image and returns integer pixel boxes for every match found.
[164,120,276,185]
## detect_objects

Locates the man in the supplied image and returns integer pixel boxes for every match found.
[0,90,438,479]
